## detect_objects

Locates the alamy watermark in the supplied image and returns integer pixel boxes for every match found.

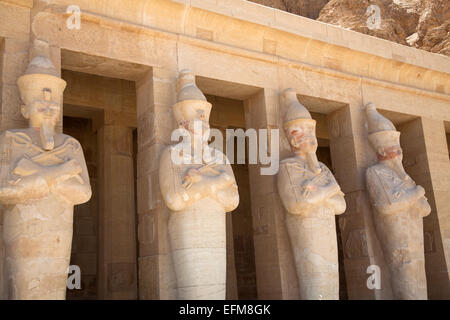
[366,265,381,290]
[366,5,381,30]
[67,265,81,290]
[170,120,280,175]
[66,5,81,30]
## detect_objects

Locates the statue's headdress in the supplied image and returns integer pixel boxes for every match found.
[173,69,212,125]
[17,39,67,108]
[282,88,315,129]
[365,103,400,151]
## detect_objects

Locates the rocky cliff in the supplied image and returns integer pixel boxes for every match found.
[249,0,329,19]
[249,0,449,56]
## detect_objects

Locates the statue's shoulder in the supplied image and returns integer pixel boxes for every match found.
[0,130,11,141]
[366,164,394,190]
[318,162,333,172]
[167,142,182,151]
[160,143,181,164]
[59,133,80,143]
[0,129,31,143]
[164,143,181,156]
[1,128,29,136]
[280,156,298,165]
[206,147,232,166]
[2,128,25,135]
[0,130,9,145]
[209,146,226,158]
[53,133,82,148]
[366,165,378,179]
[367,164,390,177]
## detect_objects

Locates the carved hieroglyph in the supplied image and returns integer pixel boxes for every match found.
[365,103,431,300]
[0,40,92,299]
[159,70,239,299]
[277,89,346,300]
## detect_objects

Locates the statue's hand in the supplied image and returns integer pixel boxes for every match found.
[13,158,41,177]
[182,168,202,189]
[416,185,425,198]
[61,159,82,176]
[185,168,202,182]
[303,182,317,192]
[327,192,346,215]
[206,171,234,194]
[301,180,318,198]
[392,188,404,199]
[417,196,431,217]
[218,172,234,188]
[42,159,83,187]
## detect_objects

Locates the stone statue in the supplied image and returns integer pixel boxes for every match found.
[277,88,346,300]
[0,39,92,299]
[159,69,239,299]
[365,103,430,299]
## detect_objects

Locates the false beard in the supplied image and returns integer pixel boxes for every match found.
[290,138,321,174]
[40,119,55,151]
[306,152,321,174]
[391,158,408,180]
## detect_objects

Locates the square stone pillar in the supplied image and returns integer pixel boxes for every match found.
[0,36,62,298]
[0,35,63,298]
[0,0,32,300]
[328,104,393,299]
[0,37,30,299]
[97,123,137,299]
[0,37,61,131]
[244,88,299,299]
[0,37,29,130]
[399,117,450,299]
[135,68,177,299]
[226,212,238,299]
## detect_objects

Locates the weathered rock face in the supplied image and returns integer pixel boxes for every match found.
[249,0,329,19]
[318,0,411,45]
[318,0,450,56]
[414,0,450,55]
[249,0,450,56]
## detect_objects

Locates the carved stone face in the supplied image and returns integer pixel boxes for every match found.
[285,121,318,154]
[179,109,211,139]
[377,145,403,161]
[21,89,61,150]
[21,96,60,129]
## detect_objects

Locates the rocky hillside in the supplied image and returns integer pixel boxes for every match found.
[249,0,450,56]
[248,0,329,19]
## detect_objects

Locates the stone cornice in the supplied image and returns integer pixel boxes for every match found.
[0,0,32,8]
[30,0,450,100]
[41,0,449,75]
[176,0,450,75]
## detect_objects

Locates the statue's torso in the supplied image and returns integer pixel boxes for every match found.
[367,164,416,197]
[366,163,429,217]
[162,143,236,213]
[0,129,83,207]
[279,157,343,217]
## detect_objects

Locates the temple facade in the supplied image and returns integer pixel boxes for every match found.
[0,0,449,300]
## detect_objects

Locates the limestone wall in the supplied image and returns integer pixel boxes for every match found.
[62,70,137,128]
[0,0,33,300]
[0,0,449,300]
